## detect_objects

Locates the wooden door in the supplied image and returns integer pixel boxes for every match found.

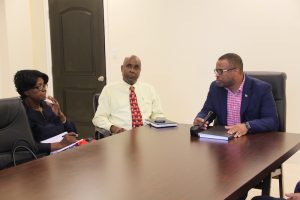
[49,0,106,138]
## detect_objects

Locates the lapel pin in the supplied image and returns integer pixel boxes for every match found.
[245,94,248,97]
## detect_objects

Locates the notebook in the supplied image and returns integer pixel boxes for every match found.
[50,139,84,154]
[198,126,234,141]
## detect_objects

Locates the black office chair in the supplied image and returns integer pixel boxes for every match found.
[0,97,38,170]
[93,93,101,114]
[93,93,111,140]
[246,71,287,198]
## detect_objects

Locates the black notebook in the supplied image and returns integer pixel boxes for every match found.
[145,118,178,128]
[199,126,234,141]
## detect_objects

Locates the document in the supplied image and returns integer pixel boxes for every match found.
[50,139,84,154]
[145,118,178,128]
[198,126,234,141]
[41,132,68,143]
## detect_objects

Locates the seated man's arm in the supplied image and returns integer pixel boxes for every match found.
[92,87,114,131]
[149,86,165,119]
[247,85,279,133]
[227,84,279,137]
[195,83,216,125]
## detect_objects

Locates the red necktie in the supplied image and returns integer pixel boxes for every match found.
[129,86,143,128]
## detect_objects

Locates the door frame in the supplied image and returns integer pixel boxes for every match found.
[43,0,54,95]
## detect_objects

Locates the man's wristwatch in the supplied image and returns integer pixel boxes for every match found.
[245,122,251,132]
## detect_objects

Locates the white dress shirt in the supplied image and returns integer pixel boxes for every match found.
[92,80,164,131]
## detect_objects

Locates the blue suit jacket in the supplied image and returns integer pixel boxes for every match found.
[196,74,279,133]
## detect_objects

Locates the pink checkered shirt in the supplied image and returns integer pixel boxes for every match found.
[226,76,245,126]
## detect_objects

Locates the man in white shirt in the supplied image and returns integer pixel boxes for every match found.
[92,55,164,134]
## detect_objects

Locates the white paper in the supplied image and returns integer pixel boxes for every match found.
[50,139,83,154]
[41,132,68,143]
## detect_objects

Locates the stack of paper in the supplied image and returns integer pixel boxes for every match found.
[41,132,68,143]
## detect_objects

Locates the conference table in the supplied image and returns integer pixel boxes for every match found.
[1,124,300,200]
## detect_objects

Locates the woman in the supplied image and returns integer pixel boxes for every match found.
[14,70,78,154]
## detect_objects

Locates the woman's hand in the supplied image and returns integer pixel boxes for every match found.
[50,132,78,151]
[46,96,67,123]
[60,132,78,145]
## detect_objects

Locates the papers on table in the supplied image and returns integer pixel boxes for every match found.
[41,132,68,143]
[41,132,81,154]
[50,139,84,154]
[145,119,178,128]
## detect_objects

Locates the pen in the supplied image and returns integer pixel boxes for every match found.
[63,133,79,138]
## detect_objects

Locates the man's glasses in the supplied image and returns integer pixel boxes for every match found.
[214,67,237,75]
[33,84,48,91]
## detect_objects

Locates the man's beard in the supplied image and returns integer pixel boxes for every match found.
[216,79,234,88]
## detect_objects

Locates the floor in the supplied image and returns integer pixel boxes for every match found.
[247,152,300,199]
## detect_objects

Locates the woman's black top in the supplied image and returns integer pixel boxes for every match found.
[24,101,77,154]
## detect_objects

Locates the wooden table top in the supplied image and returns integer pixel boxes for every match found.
[1,124,300,200]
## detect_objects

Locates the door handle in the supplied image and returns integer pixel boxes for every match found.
[98,76,105,82]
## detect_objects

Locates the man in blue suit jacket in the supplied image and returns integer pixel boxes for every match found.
[194,53,278,138]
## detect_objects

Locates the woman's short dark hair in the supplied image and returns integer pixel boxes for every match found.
[14,70,49,99]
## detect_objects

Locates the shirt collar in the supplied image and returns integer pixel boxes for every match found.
[237,74,246,93]
[226,74,245,94]
[121,80,140,88]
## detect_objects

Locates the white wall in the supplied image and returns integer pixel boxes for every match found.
[0,0,52,98]
[1,0,34,97]
[0,0,7,97]
[104,0,300,133]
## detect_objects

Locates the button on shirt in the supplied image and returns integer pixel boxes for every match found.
[92,81,164,131]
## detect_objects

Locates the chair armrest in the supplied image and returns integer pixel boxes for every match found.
[95,127,112,140]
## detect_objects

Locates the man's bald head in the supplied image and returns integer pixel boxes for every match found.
[121,55,141,85]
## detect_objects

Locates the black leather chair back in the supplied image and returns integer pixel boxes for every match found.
[93,93,100,113]
[0,97,37,169]
[246,71,287,132]
[246,72,287,197]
